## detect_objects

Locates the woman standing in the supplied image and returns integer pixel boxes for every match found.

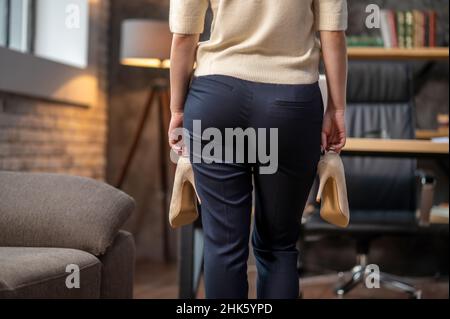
[168,0,348,299]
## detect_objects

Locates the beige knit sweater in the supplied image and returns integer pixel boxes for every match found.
[169,0,348,84]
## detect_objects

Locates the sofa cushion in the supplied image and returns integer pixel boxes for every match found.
[0,247,101,299]
[0,171,135,255]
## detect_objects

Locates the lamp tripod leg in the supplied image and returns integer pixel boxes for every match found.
[116,88,157,189]
[157,89,172,263]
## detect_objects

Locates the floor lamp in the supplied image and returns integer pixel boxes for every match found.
[118,19,173,262]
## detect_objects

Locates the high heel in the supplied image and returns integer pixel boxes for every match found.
[316,151,350,228]
[169,156,201,228]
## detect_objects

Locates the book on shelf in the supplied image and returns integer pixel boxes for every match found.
[351,9,439,49]
[405,11,414,48]
[387,10,398,48]
[347,35,384,47]
[397,11,406,48]
[429,10,437,47]
[380,10,393,48]
[413,10,425,48]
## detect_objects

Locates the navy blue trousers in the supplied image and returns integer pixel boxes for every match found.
[183,75,323,299]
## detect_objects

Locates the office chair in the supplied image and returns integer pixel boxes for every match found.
[302,62,439,299]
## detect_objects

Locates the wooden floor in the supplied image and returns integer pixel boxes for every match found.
[134,260,449,299]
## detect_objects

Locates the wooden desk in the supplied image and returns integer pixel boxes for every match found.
[343,138,449,158]
[416,128,449,140]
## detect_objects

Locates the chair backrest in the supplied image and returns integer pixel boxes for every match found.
[343,62,417,212]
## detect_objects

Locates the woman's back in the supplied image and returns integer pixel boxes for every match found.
[169,0,349,300]
[170,0,347,84]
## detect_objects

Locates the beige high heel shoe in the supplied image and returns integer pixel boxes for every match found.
[169,156,201,228]
[316,151,350,228]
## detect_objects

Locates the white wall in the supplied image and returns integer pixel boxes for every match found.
[34,0,89,68]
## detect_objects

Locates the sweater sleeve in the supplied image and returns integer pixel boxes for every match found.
[313,0,348,31]
[169,0,209,34]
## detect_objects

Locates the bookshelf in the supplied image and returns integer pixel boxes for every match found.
[348,47,449,60]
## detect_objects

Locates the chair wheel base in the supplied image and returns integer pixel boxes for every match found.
[335,266,422,299]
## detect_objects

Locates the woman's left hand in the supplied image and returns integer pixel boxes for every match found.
[321,108,346,154]
[168,111,185,155]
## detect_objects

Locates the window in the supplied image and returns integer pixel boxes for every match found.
[0,0,33,52]
[0,0,95,106]
[8,0,32,52]
[34,0,89,68]
[0,0,7,46]
[0,0,88,67]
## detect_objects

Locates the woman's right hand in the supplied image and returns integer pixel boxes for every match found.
[168,33,200,156]
[168,111,185,155]
[321,108,346,154]
[319,30,348,154]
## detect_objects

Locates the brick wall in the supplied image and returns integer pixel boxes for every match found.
[0,95,107,179]
[0,0,110,180]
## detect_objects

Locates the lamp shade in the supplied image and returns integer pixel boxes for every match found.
[120,19,172,68]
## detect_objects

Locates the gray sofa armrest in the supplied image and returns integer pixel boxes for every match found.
[99,230,135,299]
[0,171,135,255]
